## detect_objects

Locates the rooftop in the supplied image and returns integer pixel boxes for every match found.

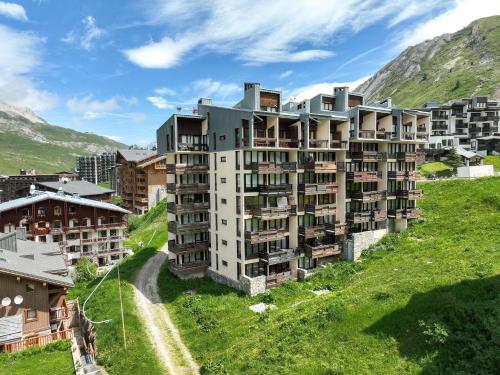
[38,180,114,197]
[117,149,156,162]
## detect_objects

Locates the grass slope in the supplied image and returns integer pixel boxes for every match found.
[158,178,500,374]
[68,201,167,374]
[417,161,452,177]
[0,116,125,175]
[484,155,500,172]
[0,341,73,375]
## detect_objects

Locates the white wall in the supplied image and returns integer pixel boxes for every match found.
[457,165,494,178]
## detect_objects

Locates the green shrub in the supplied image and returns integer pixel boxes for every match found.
[200,359,228,375]
[74,257,97,281]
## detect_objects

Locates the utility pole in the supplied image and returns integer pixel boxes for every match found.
[117,264,127,349]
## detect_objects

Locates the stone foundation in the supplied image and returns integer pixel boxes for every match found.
[206,269,241,290]
[345,228,388,261]
[239,275,266,296]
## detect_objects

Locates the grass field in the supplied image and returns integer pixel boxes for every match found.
[418,161,453,177]
[0,341,73,375]
[158,178,500,375]
[68,201,167,374]
[484,155,500,172]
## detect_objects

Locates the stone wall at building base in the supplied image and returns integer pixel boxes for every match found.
[345,228,388,261]
[297,267,318,281]
[207,268,241,291]
[239,274,266,296]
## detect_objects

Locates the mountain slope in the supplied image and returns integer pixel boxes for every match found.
[0,103,126,175]
[356,16,500,107]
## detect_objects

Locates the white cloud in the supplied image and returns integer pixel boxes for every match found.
[62,15,104,50]
[287,76,371,102]
[126,0,445,68]
[190,78,239,99]
[278,70,293,80]
[147,96,174,109]
[0,24,58,111]
[0,1,27,21]
[398,0,500,48]
[66,95,137,119]
[155,87,176,96]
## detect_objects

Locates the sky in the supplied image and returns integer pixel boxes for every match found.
[0,0,499,146]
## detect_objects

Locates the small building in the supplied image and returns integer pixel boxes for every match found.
[476,135,500,156]
[116,149,167,214]
[36,180,114,202]
[54,171,79,181]
[0,191,131,267]
[0,230,74,352]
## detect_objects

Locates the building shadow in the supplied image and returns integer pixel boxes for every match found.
[364,275,499,375]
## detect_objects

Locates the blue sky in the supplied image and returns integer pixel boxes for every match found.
[0,0,499,146]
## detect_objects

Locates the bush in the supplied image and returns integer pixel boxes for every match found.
[74,257,97,281]
[200,359,228,375]
[261,292,275,304]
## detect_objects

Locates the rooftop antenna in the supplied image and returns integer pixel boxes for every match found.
[29,184,36,195]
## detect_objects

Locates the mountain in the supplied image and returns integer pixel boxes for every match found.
[0,101,127,175]
[355,16,500,107]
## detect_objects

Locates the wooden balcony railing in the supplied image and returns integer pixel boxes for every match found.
[303,243,341,258]
[348,151,387,162]
[168,240,210,254]
[396,189,423,200]
[387,171,421,181]
[177,142,208,152]
[245,228,288,244]
[347,210,387,223]
[49,307,68,323]
[167,202,210,214]
[278,138,300,148]
[304,203,336,216]
[298,182,338,195]
[253,137,276,147]
[300,161,337,173]
[168,259,209,276]
[325,222,347,235]
[166,163,209,174]
[257,184,293,195]
[259,248,299,265]
[266,270,297,287]
[346,171,382,183]
[396,152,417,162]
[166,183,209,194]
[349,190,387,202]
[358,130,376,138]
[244,161,297,174]
[298,225,326,238]
[249,205,296,220]
[168,221,209,234]
[330,140,348,149]
[388,208,421,219]
[308,139,329,148]
[2,329,73,353]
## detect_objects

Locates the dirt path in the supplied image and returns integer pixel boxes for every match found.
[133,243,199,374]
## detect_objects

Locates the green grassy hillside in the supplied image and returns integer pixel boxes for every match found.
[158,178,500,374]
[356,16,500,107]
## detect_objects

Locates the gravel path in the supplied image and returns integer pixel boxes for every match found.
[133,243,199,374]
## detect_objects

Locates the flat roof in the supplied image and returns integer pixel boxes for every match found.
[38,180,114,196]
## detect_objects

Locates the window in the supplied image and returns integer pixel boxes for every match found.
[237,240,241,259]
[220,156,226,162]
[26,283,35,292]
[69,206,76,214]
[54,206,62,216]
[221,198,227,204]
[37,208,45,217]
[25,309,37,322]
[219,135,226,141]
[222,260,228,266]
[221,177,226,183]
[222,240,228,245]
[222,219,227,225]
[213,132,217,150]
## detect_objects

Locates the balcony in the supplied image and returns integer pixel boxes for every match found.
[387,171,420,181]
[396,189,423,200]
[298,182,338,195]
[330,139,348,149]
[2,329,73,353]
[358,129,376,138]
[96,248,130,256]
[244,161,297,174]
[49,307,68,323]
[168,221,209,234]
[308,139,329,148]
[346,171,382,183]
[168,259,209,276]
[266,270,297,287]
[396,152,417,162]
[303,243,341,259]
[388,208,421,219]
[300,161,337,173]
[325,222,347,235]
[278,138,300,148]
[168,240,209,254]
[245,228,288,244]
[402,132,415,140]
[259,248,299,265]
[305,203,336,216]
[177,142,208,152]
[253,137,276,147]
[249,206,296,220]
[166,163,209,174]
[298,225,327,238]
[166,183,209,194]
[349,190,387,202]
[348,151,387,162]
[257,183,293,195]
[167,202,209,214]
[347,210,387,223]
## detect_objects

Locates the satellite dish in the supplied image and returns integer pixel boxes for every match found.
[14,295,23,305]
[1,297,11,307]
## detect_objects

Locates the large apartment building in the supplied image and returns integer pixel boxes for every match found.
[157,83,430,294]
[0,191,130,267]
[421,96,499,154]
[76,152,116,184]
[0,173,60,203]
[116,149,167,214]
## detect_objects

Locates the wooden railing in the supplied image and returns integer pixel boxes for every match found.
[300,161,337,173]
[49,307,68,323]
[298,225,327,238]
[387,171,421,181]
[266,270,297,287]
[169,221,209,234]
[308,139,329,148]
[249,205,296,220]
[244,161,297,174]
[166,163,209,174]
[304,203,336,216]
[396,189,423,200]
[245,228,288,244]
[259,248,299,265]
[166,183,210,194]
[298,182,338,195]
[303,243,341,258]
[396,152,417,162]
[349,190,387,202]
[346,171,382,182]
[167,202,210,214]
[388,208,421,219]
[168,260,209,276]
[168,241,210,254]
[348,151,387,161]
[3,329,73,353]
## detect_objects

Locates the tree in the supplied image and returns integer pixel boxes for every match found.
[75,257,97,281]
[446,147,463,169]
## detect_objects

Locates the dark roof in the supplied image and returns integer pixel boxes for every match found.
[117,149,156,162]
[37,180,114,197]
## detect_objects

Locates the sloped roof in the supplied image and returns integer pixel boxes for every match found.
[0,191,129,214]
[137,154,166,168]
[38,180,114,197]
[117,149,156,162]
[0,314,22,344]
[456,147,483,159]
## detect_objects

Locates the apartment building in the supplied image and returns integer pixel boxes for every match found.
[0,191,130,267]
[421,96,499,154]
[76,152,116,184]
[116,149,167,214]
[0,230,75,352]
[0,173,60,203]
[157,82,430,294]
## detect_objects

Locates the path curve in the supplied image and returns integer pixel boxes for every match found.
[133,243,199,374]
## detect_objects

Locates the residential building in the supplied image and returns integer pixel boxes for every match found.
[157,82,430,294]
[421,96,499,155]
[0,191,130,267]
[76,152,116,184]
[36,180,114,202]
[0,230,75,352]
[0,172,60,203]
[116,149,167,214]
